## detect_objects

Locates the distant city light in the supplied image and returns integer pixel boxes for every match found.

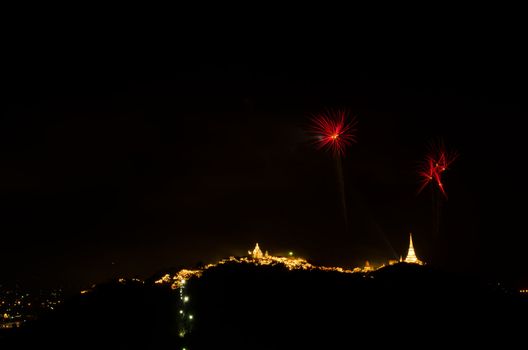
[189,314,193,320]
[288,251,293,256]
[183,296,189,303]
[1,287,62,329]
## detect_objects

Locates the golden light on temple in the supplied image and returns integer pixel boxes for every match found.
[155,243,365,289]
[155,240,426,290]
[404,233,424,265]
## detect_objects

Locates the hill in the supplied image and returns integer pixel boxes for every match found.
[2,261,526,348]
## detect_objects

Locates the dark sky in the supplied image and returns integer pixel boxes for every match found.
[2,22,527,291]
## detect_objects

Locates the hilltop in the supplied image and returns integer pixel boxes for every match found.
[2,257,526,348]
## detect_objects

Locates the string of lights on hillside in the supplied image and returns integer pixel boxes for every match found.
[154,242,416,290]
[153,238,425,349]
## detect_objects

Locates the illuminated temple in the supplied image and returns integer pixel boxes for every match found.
[404,233,424,265]
[248,243,269,259]
[154,240,427,290]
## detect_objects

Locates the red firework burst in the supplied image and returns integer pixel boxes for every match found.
[418,143,458,198]
[310,110,357,157]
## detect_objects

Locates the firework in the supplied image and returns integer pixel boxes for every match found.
[310,110,357,157]
[309,109,357,233]
[418,142,458,198]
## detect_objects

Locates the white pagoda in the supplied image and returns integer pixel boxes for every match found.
[404,233,424,265]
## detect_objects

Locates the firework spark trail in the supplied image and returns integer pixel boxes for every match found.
[418,143,458,198]
[335,156,348,231]
[418,141,458,241]
[310,109,357,233]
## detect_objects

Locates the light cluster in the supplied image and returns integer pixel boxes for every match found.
[155,249,364,290]
[155,242,425,292]
[0,287,62,329]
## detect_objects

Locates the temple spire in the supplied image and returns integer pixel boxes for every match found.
[249,243,264,259]
[404,233,423,265]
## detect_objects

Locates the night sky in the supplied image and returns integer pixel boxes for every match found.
[2,24,527,291]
